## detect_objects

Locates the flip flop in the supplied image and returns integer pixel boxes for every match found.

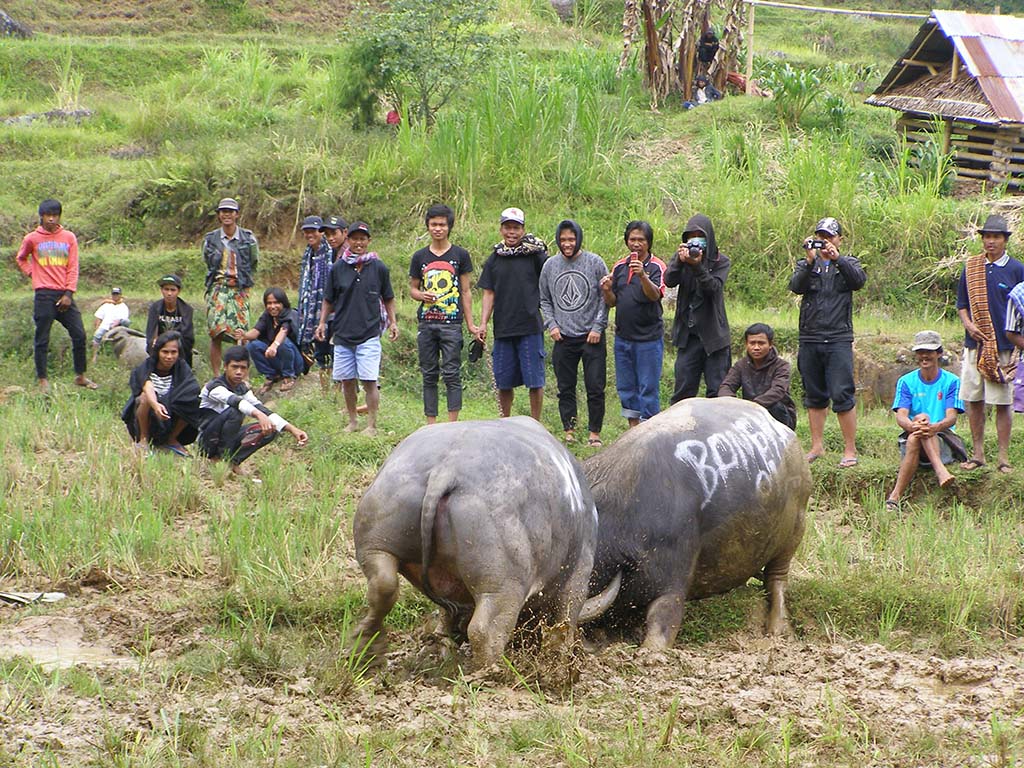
[805,452,822,464]
[166,444,190,458]
[838,457,859,468]
[959,459,985,471]
[997,463,1013,475]
[884,499,900,511]
[587,437,604,447]
[74,377,98,390]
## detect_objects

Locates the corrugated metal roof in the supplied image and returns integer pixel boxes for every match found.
[870,10,1024,125]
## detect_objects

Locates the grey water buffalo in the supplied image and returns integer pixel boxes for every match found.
[102,326,148,368]
[584,398,810,650]
[352,417,620,668]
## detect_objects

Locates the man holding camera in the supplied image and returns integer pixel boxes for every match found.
[789,217,867,467]
[665,213,731,403]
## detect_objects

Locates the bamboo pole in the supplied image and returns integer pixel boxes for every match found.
[745,2,755,95]
[743,0,927,19]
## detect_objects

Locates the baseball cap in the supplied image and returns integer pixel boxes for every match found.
[111,287,122,295]
[158,274,182,288]
[500,207,525,225]
[217,197,240,212]
[814,217,842,237]
[977,214,1011,236]
[301,215,323,230]
[348,221,371,237]
[911,330,942,352]
[320,215,347,231]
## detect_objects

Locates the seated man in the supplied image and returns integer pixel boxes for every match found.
[718,323,796,429]
[121,330,201,456]
[92,287,131,364]
[885,331,965,509]
[197,345,308,474]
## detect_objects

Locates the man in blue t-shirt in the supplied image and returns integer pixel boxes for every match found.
[885,331,964,509]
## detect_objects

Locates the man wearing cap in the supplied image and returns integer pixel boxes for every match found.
[202,197,259,375]
[789,216,867,467]
[477,207,549,420]
[957,214,1024,473]
[297,215,335,377]
[885,331,965,508]
[91,287,131,364]
[147,274,195,369]
[315,221,398,436]
[16,198,96,391]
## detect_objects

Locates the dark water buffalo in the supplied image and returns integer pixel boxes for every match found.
[352,417,619,668]
[584,398,810,650]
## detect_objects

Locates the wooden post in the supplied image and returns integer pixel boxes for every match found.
[941,118,952,155]
[951,50,960,82]
[745,2,755,95]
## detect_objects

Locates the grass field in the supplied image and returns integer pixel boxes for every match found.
[2,0,1024,765]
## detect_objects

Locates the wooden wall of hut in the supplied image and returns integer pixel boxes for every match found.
[897,115,1024,189]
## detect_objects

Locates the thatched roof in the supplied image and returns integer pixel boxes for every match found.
[866,10,1024,126]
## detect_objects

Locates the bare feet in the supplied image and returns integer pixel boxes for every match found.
[361,426,378,437]
[939,473,956,488]
[38,378,51,394]
[73,375,98,390]
[343,422,359,433]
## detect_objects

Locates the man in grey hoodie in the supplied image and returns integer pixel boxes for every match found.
[664,213,731,403]
[539,220,610,446]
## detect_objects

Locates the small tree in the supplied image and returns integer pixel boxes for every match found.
[364,0,501,125]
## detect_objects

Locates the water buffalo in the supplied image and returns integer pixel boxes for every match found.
[352,417,620,668]
[584,398,810,650]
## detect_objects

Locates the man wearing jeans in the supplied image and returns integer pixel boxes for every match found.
[16,198,96,392]
[409,204,477,424]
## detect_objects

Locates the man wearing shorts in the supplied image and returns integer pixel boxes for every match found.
[789,216,867,467]
[477,207,549,420]
[315,221,397,436]
[957,214,1024,473]
[202,197,258,375]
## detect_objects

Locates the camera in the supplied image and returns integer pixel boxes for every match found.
[806,239,826,250]
[684,238,705,259]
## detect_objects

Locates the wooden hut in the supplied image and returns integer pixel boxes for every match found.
[866,10,1024,189]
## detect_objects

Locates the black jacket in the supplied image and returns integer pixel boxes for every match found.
[788,254,867,344]
[146,298,195,362]
[664,213,731,353]
[121,356,202,445]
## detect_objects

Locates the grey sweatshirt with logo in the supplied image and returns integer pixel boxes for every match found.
[539,250,610,338]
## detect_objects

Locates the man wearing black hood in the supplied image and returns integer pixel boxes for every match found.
[664,213,731,403]
[539,220,609,445]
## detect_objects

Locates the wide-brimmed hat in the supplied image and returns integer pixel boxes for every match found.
[911,330,942,351]
[977,214,1011,236]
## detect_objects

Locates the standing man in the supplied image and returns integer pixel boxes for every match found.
[202,197,258,376]
[296,215,334,379]
[539,219,608,445]
[957,214,1024,474]
[409,203,477,424]
[16,198,96,391]
[789,216,867,467]
[477,207,548,420]
[665,213,731,403]
[315,222,398,436]
[146,274,195,369]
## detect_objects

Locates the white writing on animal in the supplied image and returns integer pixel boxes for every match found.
[673,415,791,508]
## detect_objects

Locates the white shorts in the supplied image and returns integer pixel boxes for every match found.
[333,337,382,382]
[960,347,1013,405]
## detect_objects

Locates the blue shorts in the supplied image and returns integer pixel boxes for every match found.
[492,333,546,390]
[333,337,382,381]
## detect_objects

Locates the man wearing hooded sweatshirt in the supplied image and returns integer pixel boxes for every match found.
[539,220,609,445]
[664,213,731,403]
[16,199,96,392]
[477,207,549,420]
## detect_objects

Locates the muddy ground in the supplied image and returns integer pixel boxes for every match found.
[2,572,1023,765]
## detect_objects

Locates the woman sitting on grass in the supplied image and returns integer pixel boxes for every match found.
[237,286,302,395]
[121,331,201,456]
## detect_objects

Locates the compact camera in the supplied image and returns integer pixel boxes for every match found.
[805,239,826,250]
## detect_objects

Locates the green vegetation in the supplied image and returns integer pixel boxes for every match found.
[2,1,1024,765]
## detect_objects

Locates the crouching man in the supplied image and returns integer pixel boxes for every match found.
[885,331,965,509]
[198,345,308,474]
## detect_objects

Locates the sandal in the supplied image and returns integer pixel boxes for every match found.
[884,499,900,511]
[166,443,190,458]
[587,437,603,447]
[838,456,859,468]
[997,462,1013,475]
[279,378,296,392]
[959,459,985,471]
[74,376,98,390]
[257,380,276,396]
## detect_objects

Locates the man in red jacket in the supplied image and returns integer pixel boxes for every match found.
[16,199,96,392]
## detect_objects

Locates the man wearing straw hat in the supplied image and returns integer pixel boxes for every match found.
[956,213,1023,474]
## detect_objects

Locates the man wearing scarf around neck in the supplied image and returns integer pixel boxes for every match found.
[315,222,398,437]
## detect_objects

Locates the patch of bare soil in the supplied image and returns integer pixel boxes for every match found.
[3,581,1024,764]
[623,137,701,171]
